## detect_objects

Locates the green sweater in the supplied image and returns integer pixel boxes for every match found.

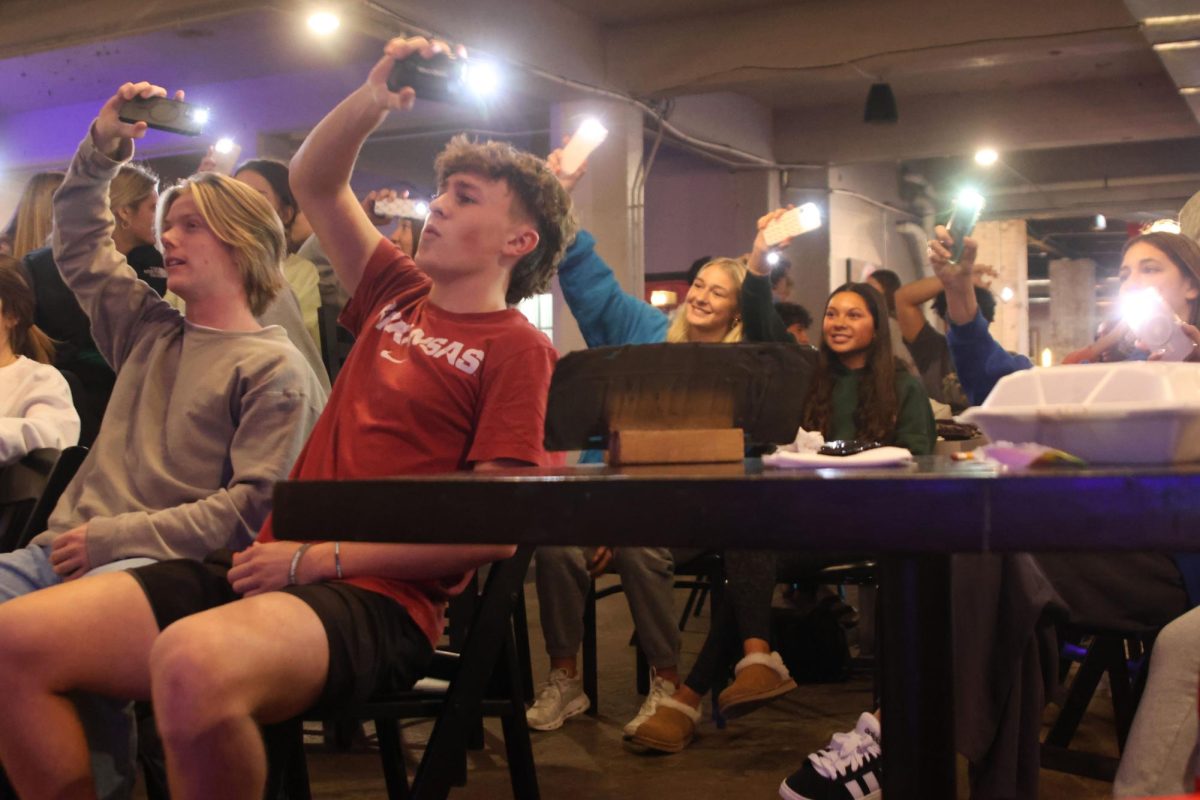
[826,363,936,455]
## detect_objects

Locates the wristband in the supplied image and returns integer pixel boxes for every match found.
[288,543,314,586]
[334,541,343,580]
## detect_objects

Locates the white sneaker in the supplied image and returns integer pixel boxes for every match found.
[526,668,590,731]
[622,675,678,738]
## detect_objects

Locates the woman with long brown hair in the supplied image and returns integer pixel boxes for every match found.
[629,280,934,757]
[801,281,935,452]
[0,258,80,466]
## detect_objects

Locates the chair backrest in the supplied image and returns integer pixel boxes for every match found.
[316,304,355,383]
[57,368,101,448]
[0,448,60,552]
[13,445,88,550]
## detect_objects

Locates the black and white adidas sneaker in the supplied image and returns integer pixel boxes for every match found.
[779,712,882,800]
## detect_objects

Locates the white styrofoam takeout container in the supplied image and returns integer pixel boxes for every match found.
[959,362,1200,464]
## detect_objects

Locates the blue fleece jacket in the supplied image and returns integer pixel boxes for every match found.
[947,309,1200,606]
[558,230,668,347]
[945,309,1033,406]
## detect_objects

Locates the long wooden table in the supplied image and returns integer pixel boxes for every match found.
[272,456,1200,799]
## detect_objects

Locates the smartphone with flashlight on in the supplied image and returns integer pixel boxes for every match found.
[387,52,467,102]
[560,118,609,175]
[946,190,985,263]
[118,96,208,136]
[208,139,242,175]
[1121,287,1195,361]
[374,197,429,221]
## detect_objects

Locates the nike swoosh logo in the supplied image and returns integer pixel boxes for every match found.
[380,350,408,365]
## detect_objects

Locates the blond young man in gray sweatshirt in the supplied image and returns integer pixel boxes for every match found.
[0,83,327,799]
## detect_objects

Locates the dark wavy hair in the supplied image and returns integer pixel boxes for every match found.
[234,158,298,229]
[802,282,901,444]
[0,256,54,363]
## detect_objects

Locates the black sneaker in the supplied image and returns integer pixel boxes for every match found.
[779,712,881,800]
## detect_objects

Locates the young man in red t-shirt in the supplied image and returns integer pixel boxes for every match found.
[0,36,575,800]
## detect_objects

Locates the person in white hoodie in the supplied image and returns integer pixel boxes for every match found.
[0,257,80,466]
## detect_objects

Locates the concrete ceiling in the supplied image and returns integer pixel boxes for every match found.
[0,0,1198,217]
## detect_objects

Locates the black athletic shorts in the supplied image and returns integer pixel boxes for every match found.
[129,550,434,713]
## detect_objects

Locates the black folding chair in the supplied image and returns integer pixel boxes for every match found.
[266,545,539,800]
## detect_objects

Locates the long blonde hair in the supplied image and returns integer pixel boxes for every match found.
[10,172,65,260]
[110,163,159,224]
[665,257,747,343]
[158,173,286,317]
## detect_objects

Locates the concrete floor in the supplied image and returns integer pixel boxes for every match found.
[296,575,1121,799]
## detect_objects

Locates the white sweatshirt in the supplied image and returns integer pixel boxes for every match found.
[0,355,81,466]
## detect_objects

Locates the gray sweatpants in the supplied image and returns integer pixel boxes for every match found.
[534,546,681,669]
[1114,605,1200,798]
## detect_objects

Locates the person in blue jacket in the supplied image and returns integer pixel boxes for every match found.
[526,150,797,740]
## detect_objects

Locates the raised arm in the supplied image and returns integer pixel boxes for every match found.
[556,231,667,346]
[742,207,797,343]
[546,149,667,346]
[894,276,945,343]
[929,226,1031,403]
[290,37,446,297]
[52,82,179,370]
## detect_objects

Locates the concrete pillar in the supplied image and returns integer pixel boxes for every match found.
[1047,258,1097,362]
[549,100,644,354]
[731,169,781,251]
[971,219,1029,356]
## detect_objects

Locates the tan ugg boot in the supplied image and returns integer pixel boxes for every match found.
[717,651,797,719]
[625,696,702,754]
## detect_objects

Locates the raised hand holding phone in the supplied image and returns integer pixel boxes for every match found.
[560,118,608,176]
[928,224,980,325]
[366,37,459,111]
[547,136,589,193]
[94,82,183,158]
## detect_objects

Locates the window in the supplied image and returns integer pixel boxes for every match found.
[516,293,554,340]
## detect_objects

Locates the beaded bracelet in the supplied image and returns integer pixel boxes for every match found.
[288,542,314,586]
[334,541,343,579]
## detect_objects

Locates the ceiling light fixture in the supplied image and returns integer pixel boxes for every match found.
[1153,40,1200,52]
[974,148,999,167]
[863,83,898,124]
[1143,14,1200,26]
[307,11,341,36]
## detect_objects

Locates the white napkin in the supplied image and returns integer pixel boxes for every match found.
[762,446,915,469]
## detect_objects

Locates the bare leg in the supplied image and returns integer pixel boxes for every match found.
[150,591,330,800]
[0,572,159,799]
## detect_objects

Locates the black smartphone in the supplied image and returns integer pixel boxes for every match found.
[818,440,883,457]
[945,191,985,263]
[118,97,206,136]
[386,52,466,102]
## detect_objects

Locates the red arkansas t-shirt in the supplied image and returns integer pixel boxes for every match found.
[256,237,558,644]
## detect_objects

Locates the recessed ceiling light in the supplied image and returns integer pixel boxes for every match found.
[307,11,340,36]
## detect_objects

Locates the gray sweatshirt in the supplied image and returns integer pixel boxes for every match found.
[32,133,328,566]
